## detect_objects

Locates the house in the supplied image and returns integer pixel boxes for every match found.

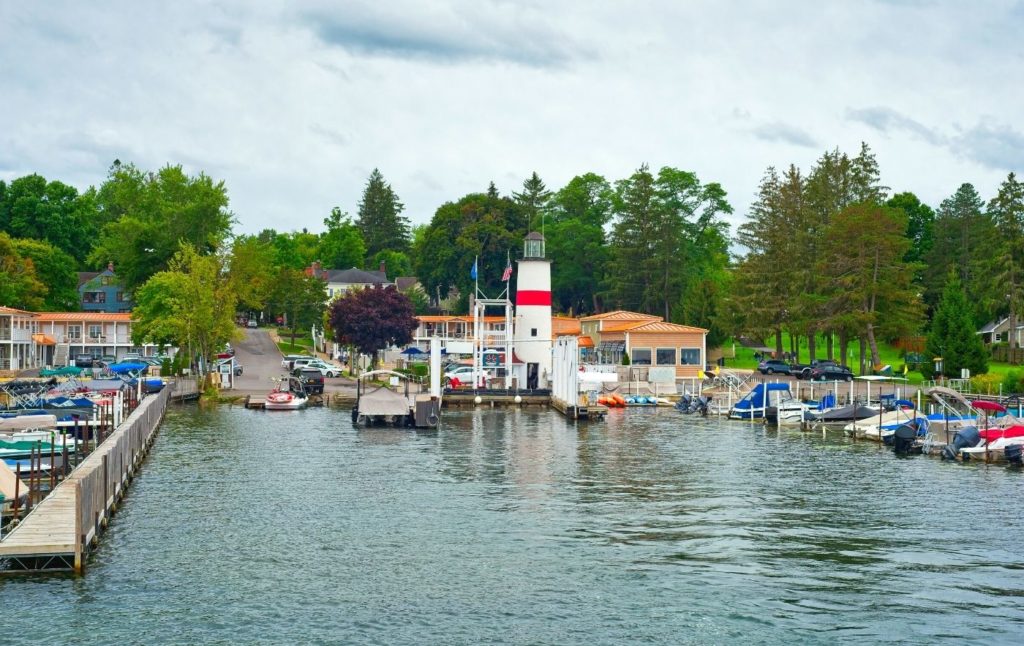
[580,310,708,378]
[78,262,132,313]
[306,261,393,301]
[977,317,1022,345]
[0,306,40,371]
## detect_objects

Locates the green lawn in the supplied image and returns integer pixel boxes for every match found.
[277,339,313,354]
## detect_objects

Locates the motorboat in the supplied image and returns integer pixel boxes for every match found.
[765,398,813,425]
[264,377,308,411]
[352,370,440,428]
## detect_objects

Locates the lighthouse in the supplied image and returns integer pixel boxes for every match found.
[514,231,552,389]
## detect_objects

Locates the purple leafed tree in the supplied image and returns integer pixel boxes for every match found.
[328,285,418,366]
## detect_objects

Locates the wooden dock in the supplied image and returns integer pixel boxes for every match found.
[0,387,171,573]
[551,396,608,420]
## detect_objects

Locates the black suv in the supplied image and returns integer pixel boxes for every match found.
[757,359,792,375]
[74,354,95,368]
[810,364,854,381]
[292,367,324,394]
[793,359,840,380]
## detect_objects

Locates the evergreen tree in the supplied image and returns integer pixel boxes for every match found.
[988,172,1024,350]
[547,173,611,314]
[356,169,409,260]
[923,273,988,378]
[512,172,552,232]
[886,192,934,297]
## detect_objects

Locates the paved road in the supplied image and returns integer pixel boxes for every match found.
[230,327,354,396]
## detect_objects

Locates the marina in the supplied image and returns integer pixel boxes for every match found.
[2,404,1024,643]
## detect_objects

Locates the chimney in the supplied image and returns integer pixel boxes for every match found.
[107,261,114,272]
[379,260,386,275]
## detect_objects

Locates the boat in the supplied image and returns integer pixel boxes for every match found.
[730,383,792,419]
[352,370,441,428]
[264,377,308,410]
[806,403,879,424]
[765,398,813,425]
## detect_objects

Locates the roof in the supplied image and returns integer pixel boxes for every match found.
[578,335,595,348]
[416,315,504,323]
[551,316,581,336]
[33,312,133,322]
[524,231,545,241]
[626,321,709,334]
[395,276,419,291]
[579,310,662,322]
[0,306,38,316]
[319,267,389,284]
[601,321,652,333]
[978,317,1010,334]
[77,271,100,288]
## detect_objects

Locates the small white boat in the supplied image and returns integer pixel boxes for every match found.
[263,377,308,411]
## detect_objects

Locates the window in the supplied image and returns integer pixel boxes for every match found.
[83,291,106,304]
[117,292,131,302]
[88,324,102,339]
[531,328,537,337]
[100,276,113,286]
[68,325,82,340]
[680,348,701,365]
[656,348,676,365]
[631,348,652,365]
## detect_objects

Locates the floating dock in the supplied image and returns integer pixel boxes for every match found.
[0,387,171,573]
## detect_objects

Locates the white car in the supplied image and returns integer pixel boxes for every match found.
[299,359,342,378]
[444,366,493,385]
[281,354,312,369]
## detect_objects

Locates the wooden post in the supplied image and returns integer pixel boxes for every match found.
[63,439,69,479]
[13,463,20,520]
[74,480,83,573]
[50,438,56,490]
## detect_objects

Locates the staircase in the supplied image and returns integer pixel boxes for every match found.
[54,343,70,367]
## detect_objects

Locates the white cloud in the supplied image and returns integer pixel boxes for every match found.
[0,0,1021,237]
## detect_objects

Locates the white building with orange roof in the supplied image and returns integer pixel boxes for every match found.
[0,306,39,371]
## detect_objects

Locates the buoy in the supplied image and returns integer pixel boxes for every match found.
[474,395,482,405]
[514,395,522,404]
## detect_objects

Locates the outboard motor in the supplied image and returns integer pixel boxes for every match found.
[693,395,711,417]
[942,426,981,461]
[892,424,918,455]
[675,395,692,412]
[1005,444,1023,466]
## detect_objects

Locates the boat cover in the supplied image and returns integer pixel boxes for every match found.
[811,404,878,421]
[358,386,411,417]
[0,415,58,431]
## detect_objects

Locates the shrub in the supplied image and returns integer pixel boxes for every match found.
[160,358,172,377]
[621,353,631,366]
[1003,370,1023,394]
[969,373,1002,395]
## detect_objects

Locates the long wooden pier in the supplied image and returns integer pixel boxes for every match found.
[0,386,171,573]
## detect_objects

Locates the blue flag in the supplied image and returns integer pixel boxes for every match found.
[470,257,478,280]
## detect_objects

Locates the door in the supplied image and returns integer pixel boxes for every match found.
[527,363,538,389]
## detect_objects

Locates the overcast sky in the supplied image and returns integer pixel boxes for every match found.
[2,0,1022,236]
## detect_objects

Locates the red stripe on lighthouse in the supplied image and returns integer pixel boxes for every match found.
[516,290,551,306]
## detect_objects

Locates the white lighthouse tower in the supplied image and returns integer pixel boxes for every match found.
[514,232,552,389]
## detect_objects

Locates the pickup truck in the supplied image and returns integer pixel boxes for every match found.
[790,359,840,380]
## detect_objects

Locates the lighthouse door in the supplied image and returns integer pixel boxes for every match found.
[526,363,539,389]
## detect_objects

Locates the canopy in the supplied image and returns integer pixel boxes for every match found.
[31,333,56,346]
[108,362,147,374]
[401,347,426,355]
[40,366,84,377]
[972,400,1007,413]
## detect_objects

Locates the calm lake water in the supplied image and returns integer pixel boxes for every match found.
[2,404,1024,644]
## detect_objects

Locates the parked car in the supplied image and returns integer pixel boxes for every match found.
[292,367,325,394]
[791,359,840,380]
[810,364,854,382]
[290,357,321,371]
[300,359,342,378]
[281,354,313,370]
[757,359,792,375]
[74,354,95,368]
[247,319,258,328]
[444,365,493,386]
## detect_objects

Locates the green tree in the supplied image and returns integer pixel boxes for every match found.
[923,273,988,378]
[89,163,235,291]
[988,172,1024,350]
[12,238,79,310]
[328,285,417,368]
[0,174,99,264]
[371,250,411,278]
[356,169,409,260]
[266,268,326,347]
[319,208,366,269]
[227,235,277,314]
[928,183,997,324]
[132,244,238,374]
[886,191,934,294]
[547,173,611,314]
[820,203,922,371]
[513,172,552,232]
[0,232,46,309]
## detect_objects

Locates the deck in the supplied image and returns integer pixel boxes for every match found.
[0,387,171,573]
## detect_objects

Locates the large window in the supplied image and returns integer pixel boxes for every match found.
[656,348,676,365]
[68,325,82,340]
[88,324,102,339]
[631,348,652,365]
[679,348,701,365]
[83,291,106,304]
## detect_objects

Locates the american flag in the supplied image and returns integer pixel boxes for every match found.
[501,260,513,282]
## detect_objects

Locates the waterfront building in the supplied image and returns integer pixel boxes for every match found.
[77,263,132,313]
[0,306,39,371]
[305,261,393,301]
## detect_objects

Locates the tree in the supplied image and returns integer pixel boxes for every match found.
[0,232,46,310]
[266,268,326,347]
[132,244,238,375]
[513,172,552,232]
[372,250,411,278]
[319,208,365,269]
[328,285,418,368]
[356,169,409,260]
[820,203,922,372]
[89,163,235,291]
[886,192,934,296]
[12,238,79,310]
[0,174,99,265]
[928,183,996,324]
[923,273,988,378]
[547,173,611,314]
[227,235,277,314]
[989,173,1024,351]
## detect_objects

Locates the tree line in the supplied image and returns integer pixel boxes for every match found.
[2,145,1021,377]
